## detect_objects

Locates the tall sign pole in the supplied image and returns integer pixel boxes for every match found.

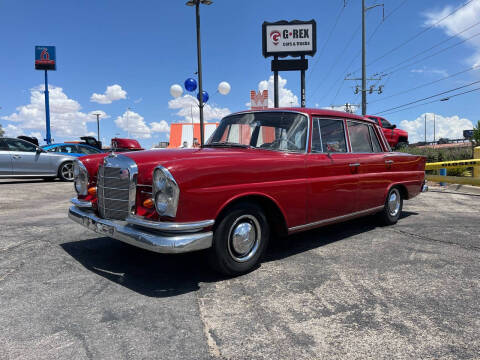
[195,2,205,146]
[35,46,56,145]
[44,70,51,144]
[262,20,316,108]
[362,0,367,115]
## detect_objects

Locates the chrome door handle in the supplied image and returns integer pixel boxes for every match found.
[349,163,360,167]
[385,160,394,165]
[12,155,21,159]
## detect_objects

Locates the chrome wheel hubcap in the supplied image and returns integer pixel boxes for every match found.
[388,189,401,217]
[228,215,261,262]
[62,163,74,180]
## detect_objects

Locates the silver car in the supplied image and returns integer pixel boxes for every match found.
[0,137,77,181]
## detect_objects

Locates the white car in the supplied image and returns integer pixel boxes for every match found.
[0,137,77,181]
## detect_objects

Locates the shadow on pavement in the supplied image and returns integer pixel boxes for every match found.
[0,179,59,185]
[61,211,419,298]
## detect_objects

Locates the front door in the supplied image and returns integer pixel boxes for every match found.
[5,138,53,175]
[0,138,13,175]
[307,118,358,223]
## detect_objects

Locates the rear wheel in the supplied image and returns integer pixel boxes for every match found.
[58,162,74,181]
[379,187,403,225]
[396,141,408,150]
[209,202,269,276]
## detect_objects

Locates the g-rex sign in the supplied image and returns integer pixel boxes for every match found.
[262,20,316,58]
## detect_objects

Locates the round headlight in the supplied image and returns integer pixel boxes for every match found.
[73,161,88,196]
[152,166,179,217]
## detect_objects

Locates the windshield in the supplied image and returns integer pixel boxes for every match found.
[207,112,308,152]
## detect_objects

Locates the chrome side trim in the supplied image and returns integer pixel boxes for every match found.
[70,197,92,209]
[68,206,212,254]
[127,215,214,233]
[288,205,384,233]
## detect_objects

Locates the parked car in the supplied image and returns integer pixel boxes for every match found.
[110,138,144,152]
[0,137,77,181]
[366,115,408,149]
[42,143,104,157]
[68,108,427,275]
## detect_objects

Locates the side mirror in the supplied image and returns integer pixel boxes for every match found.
[392,124,397,129]
[36,147,44,153]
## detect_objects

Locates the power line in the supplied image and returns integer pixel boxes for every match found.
[375,79,480,115]
[367,0,408,42]
[382,26,480,76]
[353,0,475,72]
[377,85,480,116]
[309,2,346,78]
[369,64,480,105]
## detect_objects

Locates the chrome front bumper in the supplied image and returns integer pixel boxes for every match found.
[68,205,213,254]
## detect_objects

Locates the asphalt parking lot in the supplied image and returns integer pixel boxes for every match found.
[1,179,479,360]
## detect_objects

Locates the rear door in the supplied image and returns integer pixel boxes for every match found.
[5,138,53,175]
[306,117,358,223]
[0,138,13,175]
[346,120,388,211]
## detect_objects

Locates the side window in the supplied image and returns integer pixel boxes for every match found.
[0,139,9,151]
[60,145,75,153]
[5,138,37,152]
[347,121,373,153]
[369,126,383,153]
[46,146,58,152]
[312,118,347,153]
[76,145,100,155]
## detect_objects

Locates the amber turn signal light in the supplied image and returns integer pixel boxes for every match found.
[87,187,97,196]
[143,198,154,209]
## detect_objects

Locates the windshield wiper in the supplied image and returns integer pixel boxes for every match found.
[204,142,250,148]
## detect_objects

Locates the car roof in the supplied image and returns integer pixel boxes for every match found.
[230,107,375,123]
[42,143,98,149]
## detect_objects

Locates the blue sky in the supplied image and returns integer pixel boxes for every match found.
[1,0,479,147]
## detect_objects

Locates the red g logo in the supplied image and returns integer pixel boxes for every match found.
[270,31,281,45]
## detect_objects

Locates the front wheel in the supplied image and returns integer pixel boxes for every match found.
[209,202,270,276]
[379,187,403,225]
[58,162,74,181]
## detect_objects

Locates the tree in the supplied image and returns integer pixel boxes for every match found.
[0,124,4,137]
[473,120,480,146]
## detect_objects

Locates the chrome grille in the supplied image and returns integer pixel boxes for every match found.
[97,155,137,220]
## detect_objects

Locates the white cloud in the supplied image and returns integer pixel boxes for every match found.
[322,104,359,113]
[114,110,152,139]
[255,75,299,108]
[150,120,170,133]
[411,68,448,77]
[1,85,104,140]
[168,94,230,123]
[425,1,480,66]
[399,113,473,143]
[90,84,127,104]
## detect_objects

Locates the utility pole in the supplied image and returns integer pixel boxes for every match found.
[433,113,436,144]
[357,0,384,115]
[93,113,101,142]
[424,113,427,143]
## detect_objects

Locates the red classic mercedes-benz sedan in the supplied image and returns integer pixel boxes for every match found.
[68,108,427,275]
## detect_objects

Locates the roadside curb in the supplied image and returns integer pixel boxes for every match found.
[428,183,480,196]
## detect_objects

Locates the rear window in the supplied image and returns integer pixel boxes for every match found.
[347,121,373,153]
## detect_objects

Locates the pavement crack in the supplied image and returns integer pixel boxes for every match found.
[195,292,223,359]
[392,228,480,252]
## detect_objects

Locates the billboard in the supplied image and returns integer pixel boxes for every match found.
[35,46,56,70]
[262,20,316,58]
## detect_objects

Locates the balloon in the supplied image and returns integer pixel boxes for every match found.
[218,81,231,95]
[184,78,197,92]
[197,91,209,103]
[170,84,183,98]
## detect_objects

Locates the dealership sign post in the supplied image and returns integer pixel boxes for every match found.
[262,20,316,108]
[35,46,56,145]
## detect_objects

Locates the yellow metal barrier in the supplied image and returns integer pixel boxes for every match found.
[425,158,480,171]
[426,174,480,186]
[425,147,480,186]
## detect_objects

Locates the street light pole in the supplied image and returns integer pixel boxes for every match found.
[93,113,101,142]
[187,0,212,147]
